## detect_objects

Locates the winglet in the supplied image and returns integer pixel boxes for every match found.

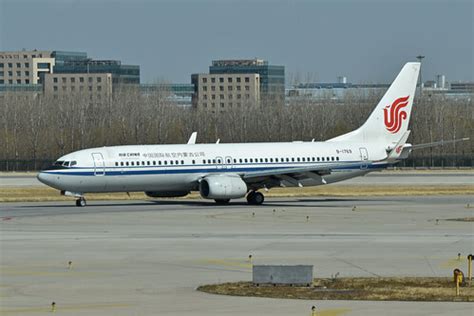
[187,132,197,144]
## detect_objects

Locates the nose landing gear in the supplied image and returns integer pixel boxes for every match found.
[246,191,264,205]
[75,197,86,207]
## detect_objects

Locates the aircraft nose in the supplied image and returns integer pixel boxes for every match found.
[37,172,55,187]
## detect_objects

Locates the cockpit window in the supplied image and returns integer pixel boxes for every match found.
[70,161,77,166]
[54,161,65,166]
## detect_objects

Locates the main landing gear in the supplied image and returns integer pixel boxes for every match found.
[247,191,264,205]
[75,197,86,207]
[214,199,230,205]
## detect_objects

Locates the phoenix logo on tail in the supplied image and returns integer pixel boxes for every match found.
[384,96,410,134]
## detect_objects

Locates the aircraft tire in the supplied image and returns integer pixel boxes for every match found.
[76,198,86,207]
[247,191,264,205]
[215,199,230,205]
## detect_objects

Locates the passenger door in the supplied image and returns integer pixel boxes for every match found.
[92,153,105,176]
[359,147,369,169]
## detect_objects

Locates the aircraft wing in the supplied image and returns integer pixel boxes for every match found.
[407,137,469,150]
[241,161,367,187]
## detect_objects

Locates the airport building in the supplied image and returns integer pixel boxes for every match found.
[287,75,473,102]
[191,73,260,111]
[140,83,194,106]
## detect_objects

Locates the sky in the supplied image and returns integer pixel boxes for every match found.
[1,0,472,84]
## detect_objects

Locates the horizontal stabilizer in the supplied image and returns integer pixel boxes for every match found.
[387,131,410,160]
[409,137,470,150]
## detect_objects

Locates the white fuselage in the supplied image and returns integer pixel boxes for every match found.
[37,141,389,194]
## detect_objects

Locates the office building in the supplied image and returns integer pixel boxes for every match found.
[0,49,140,100]
[191,73,260,111]
[43,73,113,101]
[52,51,140,85]
[0,50,55,85]
[209,59,285,105]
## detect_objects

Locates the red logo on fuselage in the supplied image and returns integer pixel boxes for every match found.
[384,96,409,134]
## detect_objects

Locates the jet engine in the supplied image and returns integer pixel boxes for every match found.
[145,191,189,198]
[199,175,247,199]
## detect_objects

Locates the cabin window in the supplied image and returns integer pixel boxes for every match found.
[212,159,216,164]
[275,158,279,162]
[263,158,267,163]
[217,159,221,163]
[120,162,124,166]
[302,157,305,162]
[249,158,253,163]
[233,159,237,163]
[291,158,294,162]
[321,157,325,161]
[327,157,330,161]
[336,157,340,161]
[115,162,118,166]
[317,157,320,162]
[170,161,174,165]
[126,162,129,166]
[131,161,135,166]
[136,161,139,165]
[269,158,273,162]
[244,159,248,163]
[181,160,184,164]
[331,157,335,161]
[159,161,162,165]
[297,157,300,162]
[192,160,196,164]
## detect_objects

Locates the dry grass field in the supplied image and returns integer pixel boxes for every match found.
[198,277,474,302]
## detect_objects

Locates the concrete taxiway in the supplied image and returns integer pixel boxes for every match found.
[1,196,473,315]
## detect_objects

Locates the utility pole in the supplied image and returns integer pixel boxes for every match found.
[416,55,425,96]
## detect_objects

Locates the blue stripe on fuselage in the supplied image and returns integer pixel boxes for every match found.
[42,163,389,176]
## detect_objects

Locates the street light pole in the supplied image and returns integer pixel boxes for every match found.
[416,55,425,96]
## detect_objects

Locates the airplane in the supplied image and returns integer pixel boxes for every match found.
[37,62,468,207]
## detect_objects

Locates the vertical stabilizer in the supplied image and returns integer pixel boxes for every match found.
[329,62,420,147]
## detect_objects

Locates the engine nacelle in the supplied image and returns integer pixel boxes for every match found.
[145,191,189,198]
[199,175,247,200]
